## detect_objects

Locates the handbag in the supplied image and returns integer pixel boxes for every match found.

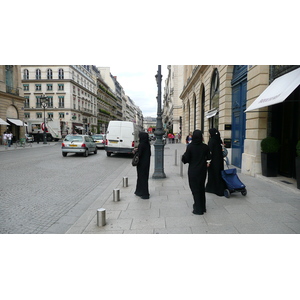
[221,144,228,157]
[132,151,139,166]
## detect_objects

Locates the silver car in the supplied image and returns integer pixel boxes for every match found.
[61,135,97,157]
[92,134,105,149]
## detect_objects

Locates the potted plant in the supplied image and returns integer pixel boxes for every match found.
[296,141,300,189]
[260,136,280,177]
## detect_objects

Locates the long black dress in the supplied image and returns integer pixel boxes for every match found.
[182,130,211,215]
[134,132,151,199]
[205,128,227,196]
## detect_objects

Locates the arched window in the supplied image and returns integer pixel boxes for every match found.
[193,94,197,131]
[58,68,64,79]
[210,68,220,128]
[23,69,29,80]
[36,69,41,79]
[201,85,205,133]
[47,69,53,79]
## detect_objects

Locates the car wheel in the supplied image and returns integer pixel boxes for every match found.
[62,152,67,157]
[94,148,97,154]
[106,151,112,157]
[84,149,89,157]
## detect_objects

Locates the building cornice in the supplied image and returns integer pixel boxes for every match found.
[180,65,208,99]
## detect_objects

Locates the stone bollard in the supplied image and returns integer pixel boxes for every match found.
[123,176,128,187]
[175,149,178,166]
[180,155,183,177]
[113,189,120,201]
[97,208,106,227]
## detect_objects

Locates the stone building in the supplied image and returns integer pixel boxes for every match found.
[21,65,98,138]
[162,65,184,137]
[0,65,25,143]
[180,65,300,179]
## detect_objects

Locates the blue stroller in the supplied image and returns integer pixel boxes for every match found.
[221,158,247,198]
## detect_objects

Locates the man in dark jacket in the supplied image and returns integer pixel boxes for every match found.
[182,130,211,215]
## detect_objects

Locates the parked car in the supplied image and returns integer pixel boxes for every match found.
[61,135,97,157]
[25,133,34,143]
[92,134,105,149]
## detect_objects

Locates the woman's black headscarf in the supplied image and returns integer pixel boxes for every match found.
[191,130,203,145]
[209,128,222,144]
[139,132,149,144]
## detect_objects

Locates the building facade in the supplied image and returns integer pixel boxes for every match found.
[180,65,300,180]
[0,65,25,143]
[162,65,184,137]
[21,65,98,138]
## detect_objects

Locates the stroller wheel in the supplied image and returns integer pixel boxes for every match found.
[224,189,231,198]
[241,189,247,196]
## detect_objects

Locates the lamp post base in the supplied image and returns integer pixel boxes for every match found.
[152,141,166,179]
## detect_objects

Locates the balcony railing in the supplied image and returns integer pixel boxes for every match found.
[6,86,20,96]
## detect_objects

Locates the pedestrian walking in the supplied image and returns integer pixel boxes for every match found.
[134,132,151,199]
[186,132,193,145]
[182,130,211,215]
[36,131,41,144]
[2,131,7,146]
[205,128,227,196]
[7,131,13,147]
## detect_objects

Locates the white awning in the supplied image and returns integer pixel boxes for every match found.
[205,108,218,119]
[245,67,300,112]
[0,118,9,125]
[7,118,28,126]
[75,126,84,130]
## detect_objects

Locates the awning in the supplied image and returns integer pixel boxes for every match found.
[75,126,84,130]
[7,118,28,126]
[245,67,300,112]
[0,118,9,125]
[205,108,218,119]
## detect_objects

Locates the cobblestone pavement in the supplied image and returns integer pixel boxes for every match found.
[0,143,132,233]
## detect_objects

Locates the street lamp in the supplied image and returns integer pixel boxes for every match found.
[40,94,48,144]
[152,65,166,179]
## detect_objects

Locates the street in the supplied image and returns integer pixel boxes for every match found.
[0,143,132,233]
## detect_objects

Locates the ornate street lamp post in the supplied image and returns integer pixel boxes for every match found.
[40,94,48,144]
[152,65,166,179]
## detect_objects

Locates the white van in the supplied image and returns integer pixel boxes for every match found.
[105,121,140,156]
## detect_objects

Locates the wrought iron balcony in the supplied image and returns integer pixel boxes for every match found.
[6,86,20,96]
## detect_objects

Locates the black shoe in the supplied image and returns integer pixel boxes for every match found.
[141,195,149,199]
[192,210,204,215]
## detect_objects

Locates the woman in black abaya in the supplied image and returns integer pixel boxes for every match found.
[205,128,227,196]
[134,132,151,199]
[182,130,211,215]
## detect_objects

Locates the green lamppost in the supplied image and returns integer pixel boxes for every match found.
[152,65,166,179]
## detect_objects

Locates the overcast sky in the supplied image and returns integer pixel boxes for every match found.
[99,65,167,118]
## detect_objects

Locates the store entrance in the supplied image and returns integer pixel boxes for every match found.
[271,86,300,178]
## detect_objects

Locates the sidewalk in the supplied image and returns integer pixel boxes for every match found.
[67,142,300,234]
[0,141,58,151]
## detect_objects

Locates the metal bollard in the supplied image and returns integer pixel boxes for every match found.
[123,176,128,187]
[175,149,178,166]
[113,189,120,201]
[97,208,106,227]
[180,155,183,177]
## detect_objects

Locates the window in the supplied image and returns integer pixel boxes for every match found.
[23,69,29,80]
[47,96,53,108]
[24,113,30,118]
[36,96,41,108]
[47,69,53,79]
[58,68,64,79]
[58,84,64,91]
[210,68,220,128]
[36,112,42,118]
[35,84,41,91]
[23,84,29,91]
[59,112,65,118]
[58,96,64,108]
[47,112,53,119]
[24,97,30,108]
[47,84,53,91]
[36,69,41,79]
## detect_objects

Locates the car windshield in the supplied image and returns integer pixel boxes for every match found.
[92,135,103,139]
[64,135,83,142]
